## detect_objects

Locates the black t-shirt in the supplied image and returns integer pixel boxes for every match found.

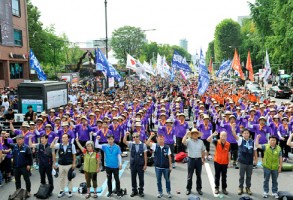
[4,112,14,120]
[25,111,35,121]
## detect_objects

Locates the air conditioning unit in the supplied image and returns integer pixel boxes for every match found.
[15,114,24,122]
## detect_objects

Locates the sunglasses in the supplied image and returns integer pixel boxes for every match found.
[133,136,140,138]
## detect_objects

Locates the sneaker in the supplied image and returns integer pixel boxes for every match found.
[68,191,73,198]
[246,187,252,195]
[167,192,172,198]
[186,190,191,195]
[26,192,31,197]
[0,182,2,187]
[222,189,228,195]
[197,190,203,195]
[272,193,279,199]
[208,155,213,160]
[107,192,113,197]
[130,192,138,197]
[117,192,122,198]
[139,192,144,197]
[157,193,163,198]
[215,188,219,194]
[238,188,243,195]
[58,191,65,198]
[172,163,176,169]
[263,192,269,198]
[253,165,257,169]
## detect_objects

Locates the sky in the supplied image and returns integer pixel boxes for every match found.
[30,0,255,55]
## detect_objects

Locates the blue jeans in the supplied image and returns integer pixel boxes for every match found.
[263,167,278,193]
[155,167,171,194]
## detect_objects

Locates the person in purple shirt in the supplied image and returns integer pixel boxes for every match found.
[76,116,93,144]
[109,117,122,144]
[96,121,113,171]
[160,119,177,168]
[220,115,241,168]
[10,121,35,146]
[245,108,258,139]
[198,115,213,160]
[133,122,147,142]
[277,117,290,162]
[269,115,281,137]
[248,116,271,165]
[58,122,75,144]
[39,124,56,144]
[88,113,96,127]
[174,113,189,153]
[1,131,13,182]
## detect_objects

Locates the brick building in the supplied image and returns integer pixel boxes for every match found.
[0,0,29,89]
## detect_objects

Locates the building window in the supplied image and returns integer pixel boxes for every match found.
[10,63,23,79]
[12,0,21,17]
[14,29,22,46]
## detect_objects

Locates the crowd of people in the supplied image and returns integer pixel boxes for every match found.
[0,76,293,199]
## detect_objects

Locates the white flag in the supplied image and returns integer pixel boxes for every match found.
[143,61,155,76]
[263,50,271,85]
[126,54,137,71]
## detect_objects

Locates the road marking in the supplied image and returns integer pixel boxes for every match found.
[204,162,231,198]
[98,160,129,197]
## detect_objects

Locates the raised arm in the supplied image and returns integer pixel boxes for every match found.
[123,132,130,146]
[255,134,262,149]
[75,137,85,152]
[207,132,218,143]
[146,132,155,147]
[182,131,190,145]
[50,137,59,149]
[9,120,15,132]
[28,135,38,148]
[95,136,102,149]
[231,123,239,141]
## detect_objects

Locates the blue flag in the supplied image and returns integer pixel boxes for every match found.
[29,49,47,81]
[95,48,121,81]
[171,51,192,72]
[215,60,231,78]
[198,49,210,96]
[95,48,110,75]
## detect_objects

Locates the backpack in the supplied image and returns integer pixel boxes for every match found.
[147,157,154,166]
[78,182,87,194]
[8,188,27,200]
[175,152,188,162]
[34,184,53,199]
[239,196,253,200]
[278,191,293,200]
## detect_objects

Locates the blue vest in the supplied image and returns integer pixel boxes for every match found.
[58,144,73,165]
[38,143,52,166]
[130,143,144,167]
[12,144,29,168]
[238,138,254,165]
[154,144,170,168]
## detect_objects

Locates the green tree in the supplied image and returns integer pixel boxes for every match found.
[111,26,146,64]
[205,40,214,64]
[214,19,242,63]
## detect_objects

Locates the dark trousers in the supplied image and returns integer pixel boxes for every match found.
[166,144,175,163]
[14,167,31,192]
[188,106,192,119]
[214,162,228,189]
[130,165,144,193]
[176,137,185,153]
[39,165,53,186]
[186,158,202,191]
[106,167,120,194]
[230,143,238,163]
[280,139,290,158]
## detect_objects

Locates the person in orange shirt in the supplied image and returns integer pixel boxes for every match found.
[207,131,230,195]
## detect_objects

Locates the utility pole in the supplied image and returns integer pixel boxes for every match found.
[105,0,108,58]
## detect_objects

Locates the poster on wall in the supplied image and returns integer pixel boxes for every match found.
[108,77,114,88]
[21,99,43,114]
[47,89,68,109]
[0,0,14,46]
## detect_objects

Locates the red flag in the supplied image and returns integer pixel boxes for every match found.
[231,49,244,80]
[208,58,213,74]
[246,51,254,81]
